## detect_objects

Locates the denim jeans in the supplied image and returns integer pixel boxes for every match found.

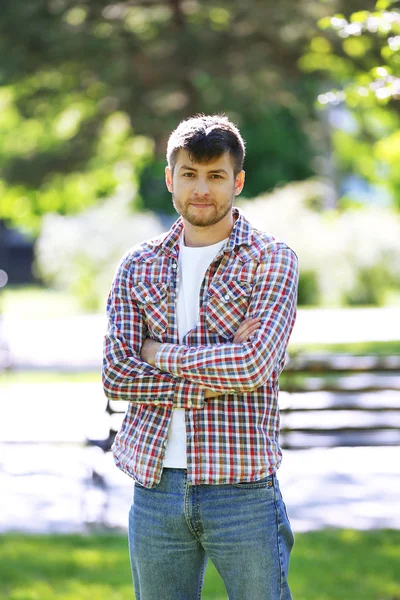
[128,468,294,600]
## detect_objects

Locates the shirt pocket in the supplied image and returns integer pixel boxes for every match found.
[131,281,169,338]
[205,279,252,339]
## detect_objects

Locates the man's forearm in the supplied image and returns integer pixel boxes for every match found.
[103,335,206,408]
[140,316,264,397]
[140,339,230,398]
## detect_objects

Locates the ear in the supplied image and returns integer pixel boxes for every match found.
[234,170,245,196]
[165,166,173,193]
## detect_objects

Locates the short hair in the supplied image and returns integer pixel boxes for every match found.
[166,114,246,176]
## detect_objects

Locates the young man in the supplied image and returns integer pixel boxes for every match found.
[103,114,299,600]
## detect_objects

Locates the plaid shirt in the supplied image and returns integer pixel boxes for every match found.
[102,208,298,488]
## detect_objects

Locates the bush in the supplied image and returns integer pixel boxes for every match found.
[35,188,163,311]
[35,178,400,310]
[238,180,400,306]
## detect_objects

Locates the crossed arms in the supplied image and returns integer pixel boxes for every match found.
[102,246,298,408]
[140,317,262,399]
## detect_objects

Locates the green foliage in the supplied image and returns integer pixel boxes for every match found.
[0,75,154,233]
[300,0,400,208]
[239,179,400,306]
[2,0,399,233]
[0,530,399,599]
[297,271,320,306]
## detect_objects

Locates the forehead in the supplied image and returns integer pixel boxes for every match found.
[175,149,235,173]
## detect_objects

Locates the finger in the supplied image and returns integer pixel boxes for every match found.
[234,324,260,342]
[235,318,261,339]
[243,322,261,339]
[234,321,262,343]
[235,317,261,335]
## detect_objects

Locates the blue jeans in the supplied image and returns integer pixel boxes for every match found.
[128,468,294,599]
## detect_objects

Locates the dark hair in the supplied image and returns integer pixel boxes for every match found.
[167,114,245,176]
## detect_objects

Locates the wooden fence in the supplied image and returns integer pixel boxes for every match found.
[280,354,400,448]
[88,353,400,452]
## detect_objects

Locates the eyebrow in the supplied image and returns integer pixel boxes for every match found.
[179,165,229,175]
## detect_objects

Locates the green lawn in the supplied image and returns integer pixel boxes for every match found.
[0,530,399,599]
[290,340,400,356]
[0,285,82,318]
[0,370,100,385]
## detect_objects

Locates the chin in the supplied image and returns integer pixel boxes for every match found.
[188,219,214,228]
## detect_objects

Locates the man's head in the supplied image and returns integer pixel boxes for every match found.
[166,114,245,177]
[165,114,246,233]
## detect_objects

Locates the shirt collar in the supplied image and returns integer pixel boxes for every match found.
[160,207,253,257]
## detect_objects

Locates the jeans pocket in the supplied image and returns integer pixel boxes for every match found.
[232,474,274,489]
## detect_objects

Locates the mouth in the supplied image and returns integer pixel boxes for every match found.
[189,203,213,208]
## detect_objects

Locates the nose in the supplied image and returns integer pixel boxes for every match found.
[193,178,210,197]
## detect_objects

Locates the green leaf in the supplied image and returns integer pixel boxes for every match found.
[310,36,333,53]
[343,36,373,58]
[317,16,333,30]
[350,11,371,23]
[375,0,393,10]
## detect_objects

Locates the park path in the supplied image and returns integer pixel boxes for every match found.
[1,380,399,534]
[1,439,399,534]
[1,307,399,534]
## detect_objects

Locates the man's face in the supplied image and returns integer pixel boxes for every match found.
[165,150,245,228]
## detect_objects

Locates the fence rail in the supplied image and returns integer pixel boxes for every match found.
[279,353,400,449]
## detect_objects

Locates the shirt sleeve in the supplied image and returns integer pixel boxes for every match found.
[155,246,299,392]
[102,253,205,409]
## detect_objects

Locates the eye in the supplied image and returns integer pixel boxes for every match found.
[182,172,195,178]
[210,174,223,179]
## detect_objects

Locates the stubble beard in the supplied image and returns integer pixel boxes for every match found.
[172,193,234,228]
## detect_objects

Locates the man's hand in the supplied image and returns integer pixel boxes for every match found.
[140,338,162,367]
[233,316,262,343]
[204,317,262,398]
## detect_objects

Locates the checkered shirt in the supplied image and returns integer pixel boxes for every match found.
[102,208,299,488]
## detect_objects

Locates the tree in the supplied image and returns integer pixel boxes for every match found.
[0,0,378,232]
[300,0,400,208]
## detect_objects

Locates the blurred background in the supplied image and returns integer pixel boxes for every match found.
[0,0,399,598]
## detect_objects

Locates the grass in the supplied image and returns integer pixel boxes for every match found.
[0,530,399,599]
[0,285,82,318]
[0,370,100,385]
[290,340,400,356]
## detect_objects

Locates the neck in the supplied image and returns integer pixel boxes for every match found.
[182,212,234,248]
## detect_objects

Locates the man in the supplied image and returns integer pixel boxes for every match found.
[103,114,299,599]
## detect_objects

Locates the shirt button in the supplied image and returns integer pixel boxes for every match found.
[187,400,193,408]
[224,294,230,301]
[172,263,177,269]
[145,296,151,302]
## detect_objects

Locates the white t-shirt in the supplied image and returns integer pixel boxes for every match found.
[163,232,228,468]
